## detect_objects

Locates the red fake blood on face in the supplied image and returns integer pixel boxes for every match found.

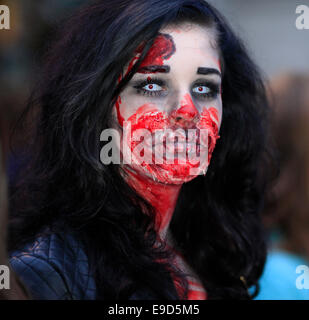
[128,104,169,132]
[125,99,200,183]
[119,33,175,81]
[125,100,220,181]
[137,33,175,69]
[170,93,199,128]
[198,107,220,163]
[208,107,219,124]
[127,104,169,157]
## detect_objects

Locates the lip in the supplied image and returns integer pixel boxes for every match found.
[153,142,200,152]
[152,139,201,147]
[134,128,214,163]
[143,128,213,147]
[151,142,202,161]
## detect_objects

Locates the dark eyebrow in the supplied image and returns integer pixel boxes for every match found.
[137,65,170,74]
[197,67,221,78]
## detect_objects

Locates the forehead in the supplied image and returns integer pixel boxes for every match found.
[159,23,220,66]
[161,22,217,49]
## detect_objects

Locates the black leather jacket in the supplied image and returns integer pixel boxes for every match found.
[9,230,97,300]
[9,229,174,300]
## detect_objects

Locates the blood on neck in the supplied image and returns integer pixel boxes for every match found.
[124,167,182,240]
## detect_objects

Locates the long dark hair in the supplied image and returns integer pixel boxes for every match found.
[9,0,270,299]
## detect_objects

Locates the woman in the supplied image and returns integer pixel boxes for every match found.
[8,0,270,300]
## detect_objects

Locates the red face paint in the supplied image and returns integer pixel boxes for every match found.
[122,99,220,185]
[198,107,220,163]
[120,33,175,82]
[137,33,175,69]
[128,104,168,131]
[170,93,199,128]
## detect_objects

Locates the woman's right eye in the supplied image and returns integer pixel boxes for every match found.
[143,83,163,92]
[133,78,166,97]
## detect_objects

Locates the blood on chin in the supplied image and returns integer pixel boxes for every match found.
[127,162,205,185]
[124,137,213,184]
[126,145,212,184]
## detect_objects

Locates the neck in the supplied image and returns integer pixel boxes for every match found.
[124,167,182,240]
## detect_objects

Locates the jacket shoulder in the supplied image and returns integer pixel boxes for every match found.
[9,230,96,300]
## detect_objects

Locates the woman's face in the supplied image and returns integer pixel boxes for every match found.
[113,23,222,184]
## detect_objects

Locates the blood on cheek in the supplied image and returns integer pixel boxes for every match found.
[199,107,220,163]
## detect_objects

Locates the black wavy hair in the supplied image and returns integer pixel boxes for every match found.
[8,0,271,299]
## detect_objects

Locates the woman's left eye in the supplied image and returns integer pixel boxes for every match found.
[192,85,211,94]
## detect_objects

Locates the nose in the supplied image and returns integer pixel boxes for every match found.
[170,93,199,128]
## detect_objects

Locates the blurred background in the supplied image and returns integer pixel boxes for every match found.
[1,0,309,299]
[208,0,309,77]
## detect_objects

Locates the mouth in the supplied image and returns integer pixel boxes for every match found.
[136,128,213,163]
[128,125,217,168]
[152,141,201,160]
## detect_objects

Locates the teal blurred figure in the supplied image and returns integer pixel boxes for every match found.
[255,246,309,300]
[254,74,309,300]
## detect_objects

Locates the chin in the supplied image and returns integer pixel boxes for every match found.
[138,161,209,185]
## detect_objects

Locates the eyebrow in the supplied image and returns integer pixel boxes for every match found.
[197,67,221,78]
[137,65,170,74]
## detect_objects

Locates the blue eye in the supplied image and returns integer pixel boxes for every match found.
[143,83,162,91]
[192,86,211,94]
